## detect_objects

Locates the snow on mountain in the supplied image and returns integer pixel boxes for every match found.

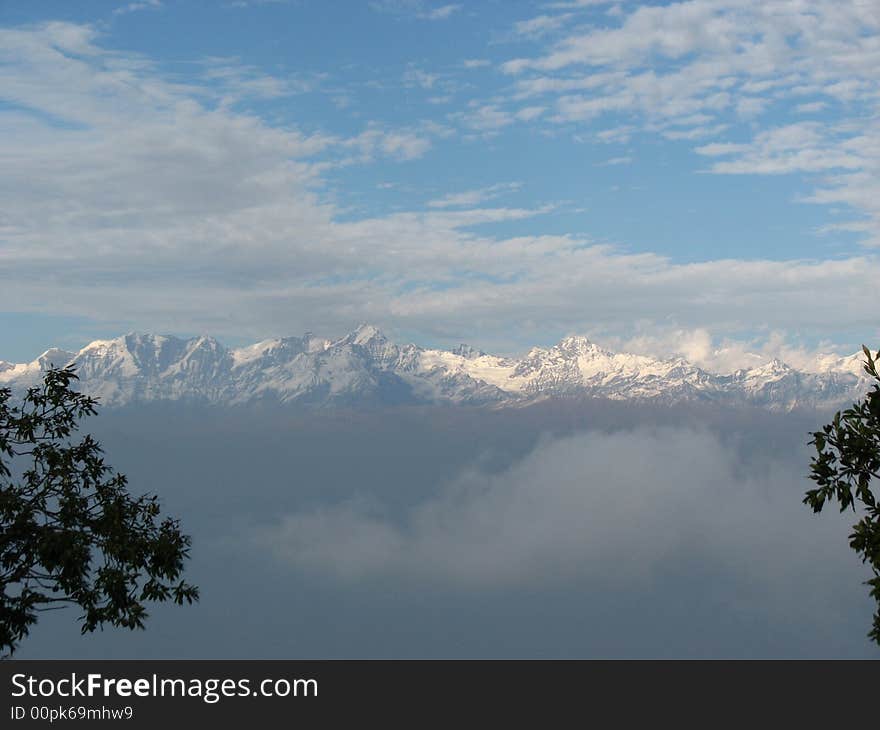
[0,348,76,387]
[415,347,522,393]
[0,326,872,411]
[37,334,233,404]
[509,336,724,403]
[810,351,868,378]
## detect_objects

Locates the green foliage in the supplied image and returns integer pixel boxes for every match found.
[0,366,197,656]
[807,346,880,645]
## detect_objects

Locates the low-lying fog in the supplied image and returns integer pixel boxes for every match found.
[19,399,877,658]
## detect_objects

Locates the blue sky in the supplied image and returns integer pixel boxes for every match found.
[1,0,878,366]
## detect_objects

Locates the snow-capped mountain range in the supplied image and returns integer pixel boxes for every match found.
[0,325,871,412]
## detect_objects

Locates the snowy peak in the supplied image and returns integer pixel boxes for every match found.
[37,348,76,370]
[75,333,224,379]
[811,352,867,378]
[163,336,231,379]
[61,333,232,404]
[0,326,872,411]
[512,334,697,396]
[77,334,165,374]
[341,323,386,347]
[335,324,393,355]
[232,336,309,369]
[737,358,793,380]
[0,347,76,386]
[556,335,611,357]
[333,324,400,371]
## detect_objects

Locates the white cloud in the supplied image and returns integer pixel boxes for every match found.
[226,0,291,7]
[594,125,635,144]
[422,4,461,20]
[256,428,857,590]
[661,123,728,140]
[513,13,574,38]
[202,58,321,102]
[735,96,768,119]
[2,21,880,350]
[511,70,627,100]
[403,67,439,89]
[695,123,864,175]
[494,0,880,243]
[595,155,632,166]
[428,182,522,208]
[378,130,433,160]
[370,0,461,20]
[453,103,515,132]
[113,0,162,16]
[543,0,616,9]
[340,126,433,162]
[693,120,880,244]
[795,101,828,114]
[606,327,859,374]
[514,105,546,121]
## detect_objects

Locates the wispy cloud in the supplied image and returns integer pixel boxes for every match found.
[403,66,439,89]
[513,13,573,38]
[595,155,632,166]
[226,0,291,7]
[370,0,461,20]
[202,57,322,102]
[543,0,616,8]
[494,0,880,244]
[257,428,857,593]
[452,102,517,133]
[113,0,162,16]
[2,19,879,349]
[428,182,522,208]
[421,4,461,21]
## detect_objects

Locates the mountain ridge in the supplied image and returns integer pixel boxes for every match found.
[0,325,870,412]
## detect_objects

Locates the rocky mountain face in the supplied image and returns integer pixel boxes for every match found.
[0,325,870,411]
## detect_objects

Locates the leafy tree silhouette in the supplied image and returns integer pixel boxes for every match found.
[807,346,880,646]
[0,366,197,656]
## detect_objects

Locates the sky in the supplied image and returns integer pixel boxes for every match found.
[1,0,879,362]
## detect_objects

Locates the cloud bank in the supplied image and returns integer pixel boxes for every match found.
[16,405,875,658]
[502,0,880,245]
[259,426,864,618]
[1,10,879,355]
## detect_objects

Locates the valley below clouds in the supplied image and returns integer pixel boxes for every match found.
[17,400,875,658]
